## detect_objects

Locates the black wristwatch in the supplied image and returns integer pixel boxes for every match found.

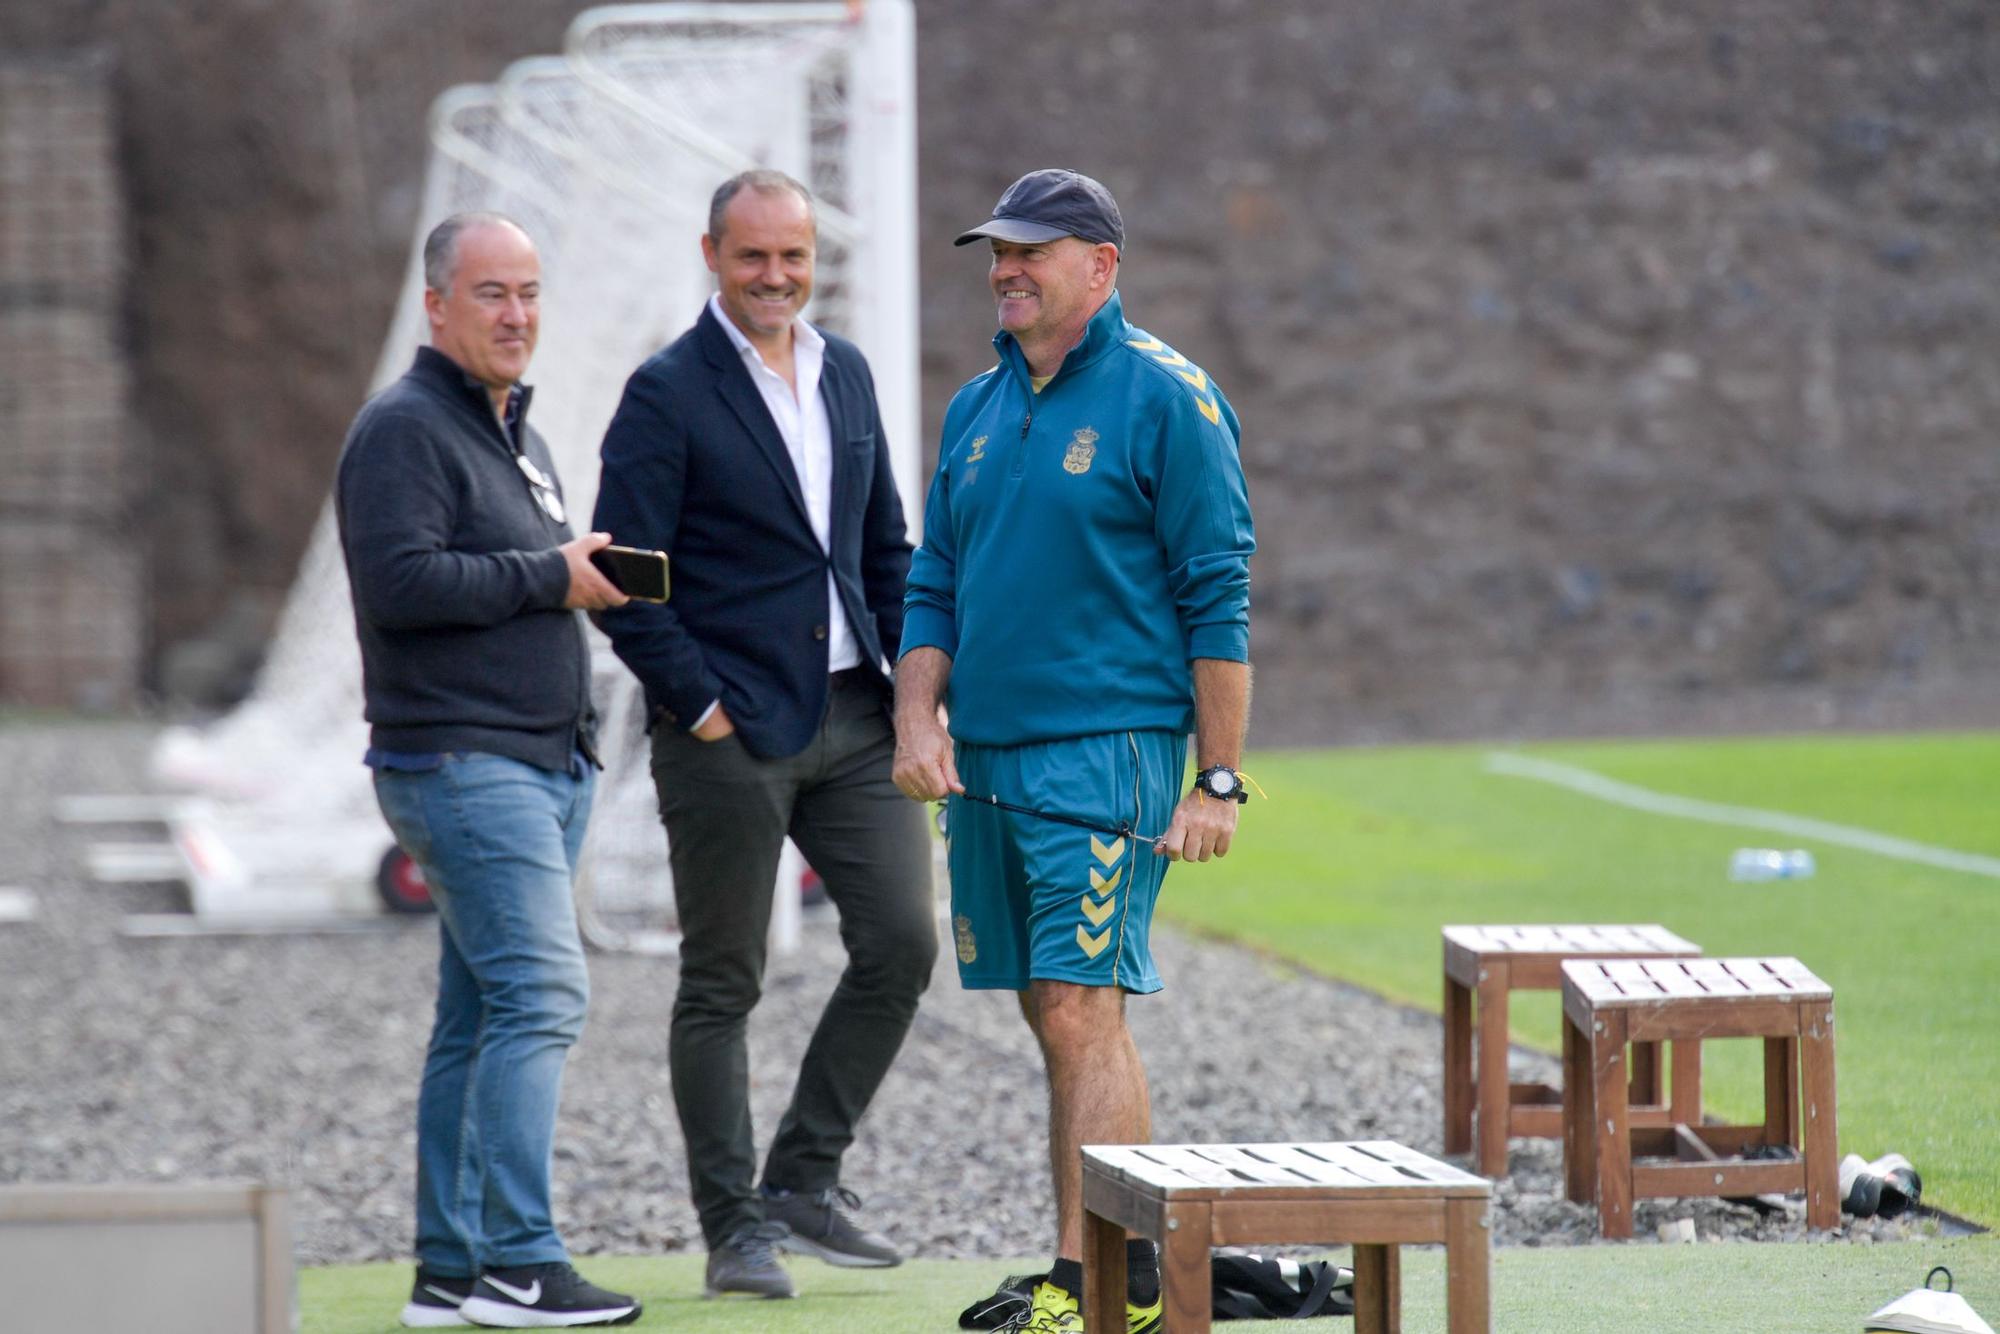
[1193,765,1249,804]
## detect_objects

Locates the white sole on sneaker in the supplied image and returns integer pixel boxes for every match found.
[398,1302,471,1327]
[775,1232,902,1269]
[456,1296,638,1327]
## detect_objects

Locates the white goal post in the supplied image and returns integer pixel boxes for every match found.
[130,2,920,946]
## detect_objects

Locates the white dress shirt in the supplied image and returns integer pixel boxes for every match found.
[693,295,859,730]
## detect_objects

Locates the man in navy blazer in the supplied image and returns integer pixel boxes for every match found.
[592,170,936,1300]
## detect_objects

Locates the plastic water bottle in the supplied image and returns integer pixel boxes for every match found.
[1729,848,1817,881]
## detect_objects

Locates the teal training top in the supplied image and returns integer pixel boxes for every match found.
[902,292,1255,747]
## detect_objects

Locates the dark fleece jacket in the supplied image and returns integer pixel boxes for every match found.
[335,346,594,772]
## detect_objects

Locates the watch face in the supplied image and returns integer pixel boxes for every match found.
[1203,769,1240,798]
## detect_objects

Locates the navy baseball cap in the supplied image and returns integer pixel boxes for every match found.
[954,169,1125,249]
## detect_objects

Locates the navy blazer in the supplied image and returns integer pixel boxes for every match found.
[592,305,912,760]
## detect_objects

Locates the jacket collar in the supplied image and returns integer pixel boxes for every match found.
[695,303,813,528]
[993,289,1129,388]
[410,344,534,437]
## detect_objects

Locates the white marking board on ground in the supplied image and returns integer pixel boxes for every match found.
[55,794,215,824]
[1484,751,2000,881]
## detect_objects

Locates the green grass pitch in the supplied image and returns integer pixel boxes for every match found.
[301,732,2000,1331]
[302,1240,2000,1332]
[1168,731,2000,1227]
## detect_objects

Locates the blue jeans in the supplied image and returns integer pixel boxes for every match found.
[373,751,594,1274]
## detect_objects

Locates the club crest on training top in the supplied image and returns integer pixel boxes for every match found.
[1063,426,1099,475]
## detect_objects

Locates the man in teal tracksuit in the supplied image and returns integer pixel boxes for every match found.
[894,170,1255,1334]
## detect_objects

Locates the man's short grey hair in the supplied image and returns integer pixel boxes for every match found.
[707,169,815,242]
[423,212,530,294]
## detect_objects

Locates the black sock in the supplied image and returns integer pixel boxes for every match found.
[1044,1251,1158,1306]
[1127,1239,1160,1305]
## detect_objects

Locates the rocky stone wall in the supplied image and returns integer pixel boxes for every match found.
[2,0,1994,738]
[917,0,2000,740]
[0,53,142,710]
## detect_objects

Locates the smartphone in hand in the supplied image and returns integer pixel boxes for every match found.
[589,545,669,602]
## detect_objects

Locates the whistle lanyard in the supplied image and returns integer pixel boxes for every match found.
[954,791,1168,844]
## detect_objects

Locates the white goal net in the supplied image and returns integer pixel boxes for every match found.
[141,1,920,945]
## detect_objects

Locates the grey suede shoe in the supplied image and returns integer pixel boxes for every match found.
[763,1185,903,1268]
[704,1222,796,1298]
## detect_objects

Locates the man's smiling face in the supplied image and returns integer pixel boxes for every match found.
[702,186,816,347]
[988,235,1103,343]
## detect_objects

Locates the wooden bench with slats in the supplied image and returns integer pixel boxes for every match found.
[1560,956,1838,1239]
[1443,923,1704,1175]
[1082,1141,1491,1334]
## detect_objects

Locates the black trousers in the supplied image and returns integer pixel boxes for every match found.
[650,672,938,1247]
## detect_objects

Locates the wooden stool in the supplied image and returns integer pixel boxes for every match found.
[1560,957,1838,1239]
[1082,1142,1490,1334]
[1443,924,1703,1175]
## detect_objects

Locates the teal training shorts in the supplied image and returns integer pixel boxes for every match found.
[945,729,1187,993]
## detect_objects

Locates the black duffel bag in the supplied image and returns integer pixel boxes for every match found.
[958,1253,1355,1328]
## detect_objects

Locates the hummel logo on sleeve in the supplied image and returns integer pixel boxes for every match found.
[1127,335,1223,424]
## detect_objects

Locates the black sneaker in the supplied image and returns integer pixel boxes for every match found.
[704,1222,796,1298]
[457,1261,640,1328]
[1840,1153,1884,1218]
[1869,1152,1923,1218]
[400,1267,475,1327]
[957,1272,1045,1329]
[764,1184,903,1268]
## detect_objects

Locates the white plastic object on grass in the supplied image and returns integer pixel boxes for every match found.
[1865,1266,1995,1334]
[1728,848,1816,881]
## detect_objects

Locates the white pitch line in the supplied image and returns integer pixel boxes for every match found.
[1483,751,2000,881]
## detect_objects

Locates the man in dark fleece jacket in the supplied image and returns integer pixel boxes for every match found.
[334,211,639,1330]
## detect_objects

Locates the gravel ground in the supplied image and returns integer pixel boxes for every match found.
[0,720,1930,1267]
